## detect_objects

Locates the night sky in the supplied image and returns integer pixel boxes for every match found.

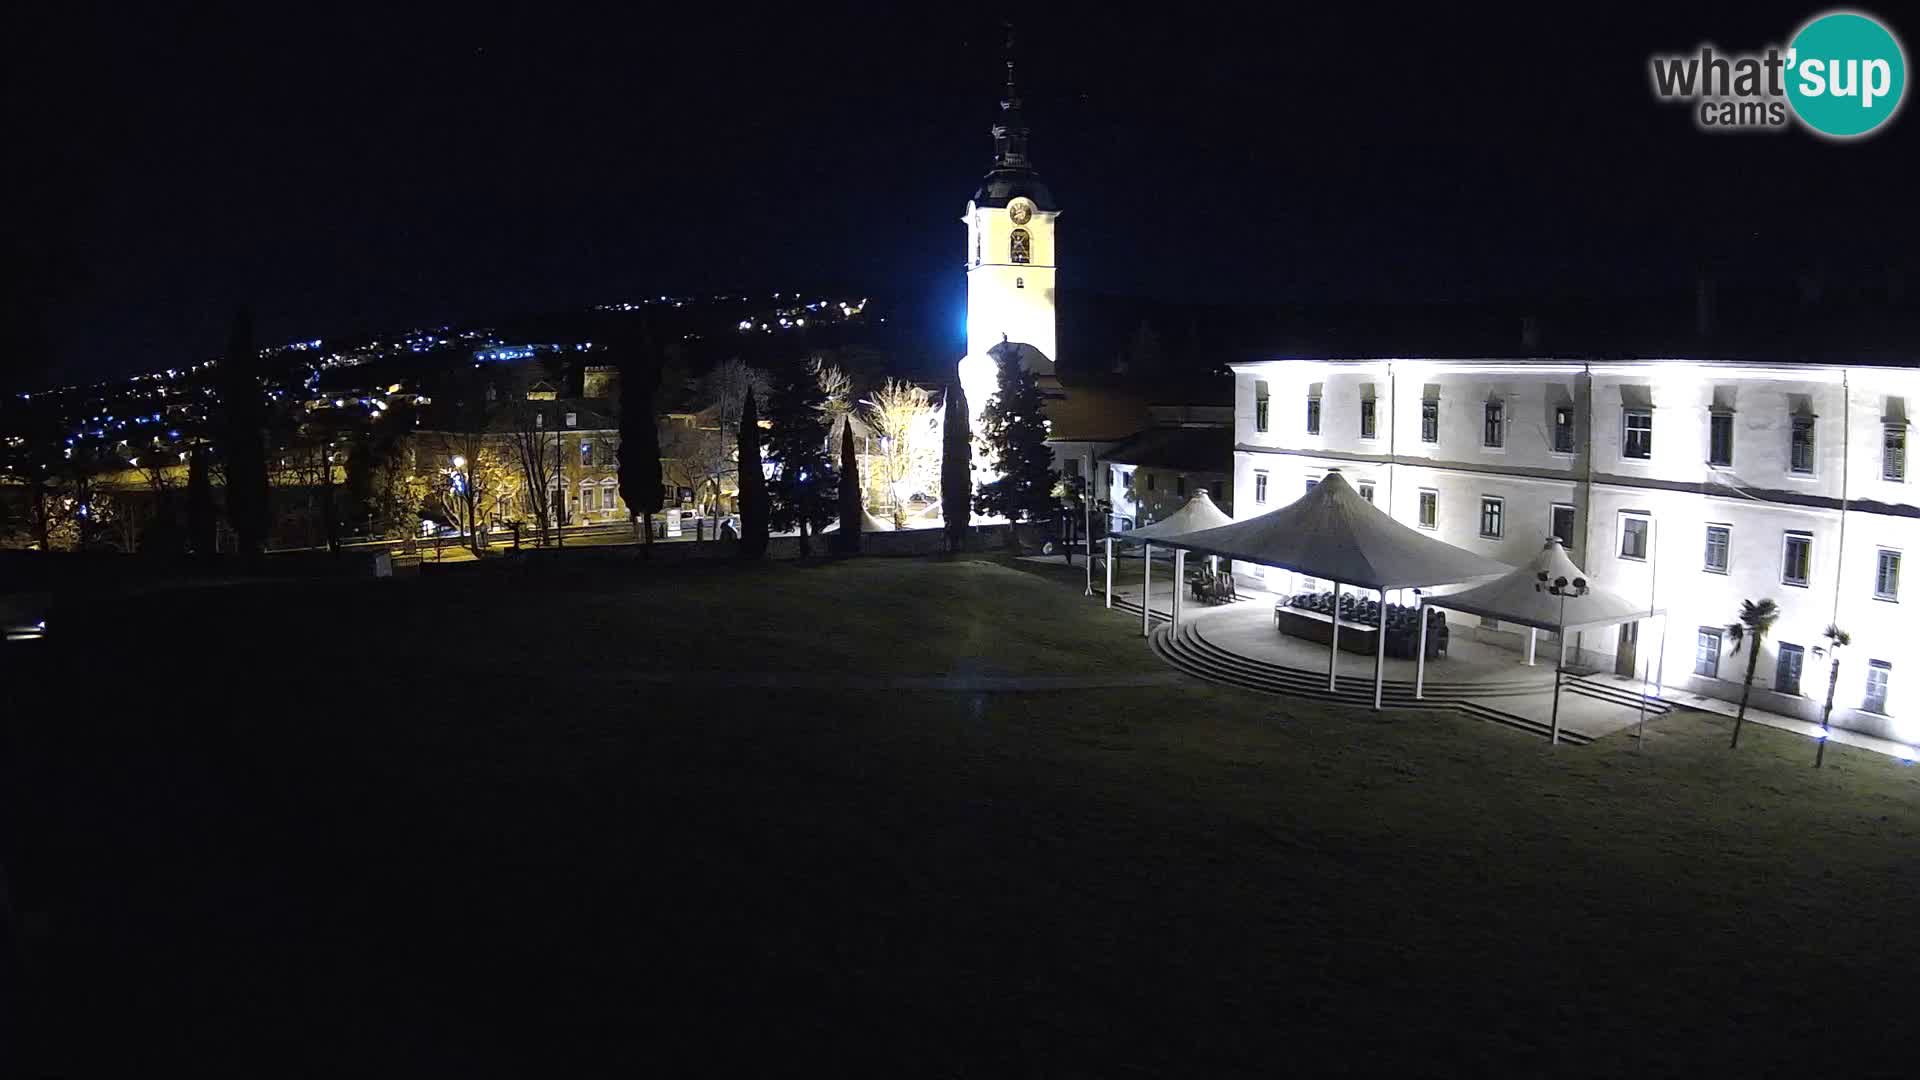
[9,2,1916,385]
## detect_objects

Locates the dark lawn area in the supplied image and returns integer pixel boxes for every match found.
[5,556,1918,1075]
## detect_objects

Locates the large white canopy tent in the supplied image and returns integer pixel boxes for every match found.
[1154,471,1509,709]
[1109,488,1234,635]
[1423,538,1666,743]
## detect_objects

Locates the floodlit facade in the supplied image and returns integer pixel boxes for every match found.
[1232,357,1920,743]
[957,53,1059,461]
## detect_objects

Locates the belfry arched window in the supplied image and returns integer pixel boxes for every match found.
[1015,276,1025,289]
[1010,228,1031,264]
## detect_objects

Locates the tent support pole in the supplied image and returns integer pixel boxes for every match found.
[1527,628,1537,666]
[1415,601,1429,700]
[1373,586,1387,711]
[1329,580,1341,692]
[1551,620,1568,747]
[1104,537,1113,609]
[1172,550,1187,633]
[1141,543,1152,637]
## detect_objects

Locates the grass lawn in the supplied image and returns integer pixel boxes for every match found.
[5,555,1918,1074]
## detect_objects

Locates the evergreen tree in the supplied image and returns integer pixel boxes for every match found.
[736,387,770,559]
[216,307,272,558]
[617,348,664,556]
[835,422,861,554]
[765,371,836,556]
[940,384,971,553]
[187,441,216,554]
[973,349,1058,523]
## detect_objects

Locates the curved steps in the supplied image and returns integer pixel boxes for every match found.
[1149,621,1595,745]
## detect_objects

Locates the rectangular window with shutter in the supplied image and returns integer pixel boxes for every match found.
[1790,417,1815,475]
[1709,411,1734,467]
[1876,548,1901,601]
[1704,525,1730,574]
[1885,425,1906,481]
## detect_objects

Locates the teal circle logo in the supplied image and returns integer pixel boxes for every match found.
[1786,10,1907,138]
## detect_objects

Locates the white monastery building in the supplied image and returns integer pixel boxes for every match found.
[1231,357,1920,744]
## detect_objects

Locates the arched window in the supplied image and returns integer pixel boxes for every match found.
[1015,276,1025,289]
[1010,228,1031,264]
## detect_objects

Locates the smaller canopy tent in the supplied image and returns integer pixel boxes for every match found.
[1423,538,1667,744]
[1105,488,1235,631]
[1116,489,1234,544]
[1165,472,1507,590]
[1424,539,1659,634]
[1151,471,1509,709]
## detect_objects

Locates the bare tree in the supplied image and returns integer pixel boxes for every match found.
[661,422,733,522]
[861,378,941,528]
[702,358,772,436]
[810,356,854,442]
[509,399,557,545]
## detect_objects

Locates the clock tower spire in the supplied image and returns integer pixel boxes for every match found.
[959,26,1059,391]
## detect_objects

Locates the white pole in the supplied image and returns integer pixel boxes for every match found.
[1104,537,1113,609]
[1329,580,1342,691]
[1142,542,1152,637]
[1638,520,1660,745]
[1172,549,1187,632]
[1415,600,1429,700]
[1527,627,1538,666]
[1373,586,1388,710]
[1655,612,1668,697]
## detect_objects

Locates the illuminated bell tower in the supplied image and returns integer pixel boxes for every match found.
[958,44,1059,423]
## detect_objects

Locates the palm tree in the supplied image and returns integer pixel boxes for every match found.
[1814,622,1851,768]
[1724,598,1781,749]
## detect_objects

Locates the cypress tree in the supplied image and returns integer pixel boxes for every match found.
[835,421,861,554]
[940,384,971,553]
[736,387,770,558]
[187,440,216,555]
[973,348,1058,523]
[617,351,664,556]
[765,371,836,557]
[216,307,272,558]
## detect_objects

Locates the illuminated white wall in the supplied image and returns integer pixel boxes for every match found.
[963,198,1057,364]
[1231,357,1920,744]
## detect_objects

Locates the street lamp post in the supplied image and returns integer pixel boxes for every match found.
[1536,570,1588,747]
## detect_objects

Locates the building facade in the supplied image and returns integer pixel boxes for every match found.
[1232,358,1920,744]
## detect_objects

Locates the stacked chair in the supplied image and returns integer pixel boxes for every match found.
[1281,591,1449,659]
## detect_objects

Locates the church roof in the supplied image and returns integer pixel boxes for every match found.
[974,168,1058,211]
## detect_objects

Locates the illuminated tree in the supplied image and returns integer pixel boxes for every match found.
[810,357,854,441]
[973,348,1057,524]
[1724,597,1781,750]
[765,370,836,555]
[941,384,970,552]
[736,388,769,559]
[860,378,940,528]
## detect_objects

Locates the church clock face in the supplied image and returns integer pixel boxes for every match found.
[1008,199,1033,225]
